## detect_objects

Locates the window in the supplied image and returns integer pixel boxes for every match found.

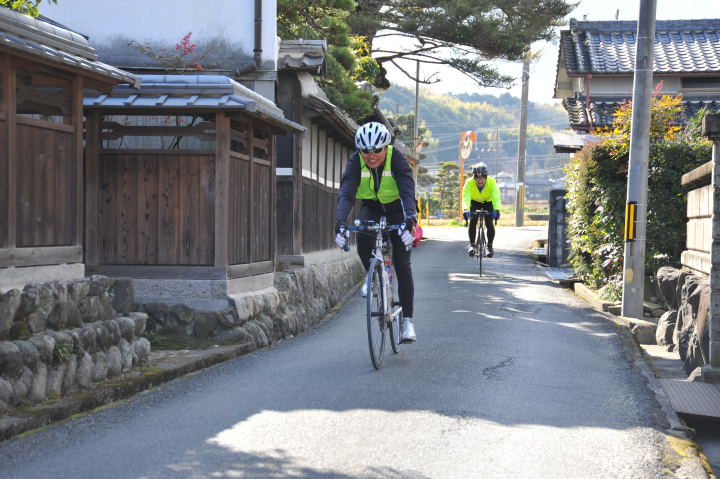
[101,114,216,150]
[16,69,71,124]
[681,77,720,90]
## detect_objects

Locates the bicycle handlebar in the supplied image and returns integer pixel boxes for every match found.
[339,219,411,252]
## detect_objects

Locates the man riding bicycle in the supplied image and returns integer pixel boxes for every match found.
[462,162,501,258]
[334,122,418,343]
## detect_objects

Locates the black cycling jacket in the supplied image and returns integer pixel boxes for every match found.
[335,148,417,224]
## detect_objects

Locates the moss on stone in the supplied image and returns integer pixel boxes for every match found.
[144,331,218,350]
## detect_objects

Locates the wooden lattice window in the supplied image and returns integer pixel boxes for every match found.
[101,114,216,150]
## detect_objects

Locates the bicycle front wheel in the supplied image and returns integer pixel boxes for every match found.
[477,230,485,276]
[366,259,386,369]
[389,271,402,354]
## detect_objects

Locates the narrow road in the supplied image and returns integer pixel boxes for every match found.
[0,226,694,478]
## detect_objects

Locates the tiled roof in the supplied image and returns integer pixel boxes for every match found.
[0,8,139,86]
[551,130,601,152]
[563,96,720,130]
[278,39,326,74]
[561,19,720,75]
[84,74,304,132]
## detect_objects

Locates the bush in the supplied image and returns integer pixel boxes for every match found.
[565,97,711,289]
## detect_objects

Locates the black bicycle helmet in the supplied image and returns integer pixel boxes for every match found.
[355,122,392,150]
[472,162,488,178]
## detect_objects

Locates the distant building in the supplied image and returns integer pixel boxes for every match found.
[554,18,720,132]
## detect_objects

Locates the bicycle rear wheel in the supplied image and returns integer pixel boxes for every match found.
[366,259,386,369]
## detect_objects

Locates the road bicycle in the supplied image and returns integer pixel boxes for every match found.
[469,209,489,276]
[340,217,408,369]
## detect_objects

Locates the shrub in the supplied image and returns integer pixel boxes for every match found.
[565,96,711,289]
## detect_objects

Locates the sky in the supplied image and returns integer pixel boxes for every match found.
[380,0,720,105]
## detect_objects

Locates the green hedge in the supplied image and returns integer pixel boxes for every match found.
[565,140,710,291]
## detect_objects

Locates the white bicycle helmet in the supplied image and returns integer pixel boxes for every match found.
[355,122,392,151]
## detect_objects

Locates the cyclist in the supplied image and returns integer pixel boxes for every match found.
[462,162,501,257]
[334,121,418,343]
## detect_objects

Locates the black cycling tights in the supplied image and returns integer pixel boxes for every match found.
[467,200,495,247]
[356,206,414,318]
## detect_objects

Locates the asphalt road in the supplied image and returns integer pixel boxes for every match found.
[0,226,696,478]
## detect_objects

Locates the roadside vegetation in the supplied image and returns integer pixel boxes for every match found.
[565,93,712,300]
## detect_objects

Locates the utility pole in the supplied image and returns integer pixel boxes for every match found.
[515,55,530,226]
[621,0,657,319]
[413,60,420,197]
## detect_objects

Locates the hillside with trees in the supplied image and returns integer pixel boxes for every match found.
[379,85,569,182]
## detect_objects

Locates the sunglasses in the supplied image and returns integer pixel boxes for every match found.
[360,147,384,155]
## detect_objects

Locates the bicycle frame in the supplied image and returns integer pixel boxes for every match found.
[344,217,403,321]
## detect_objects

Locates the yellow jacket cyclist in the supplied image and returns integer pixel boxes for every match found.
[462,162,501,257]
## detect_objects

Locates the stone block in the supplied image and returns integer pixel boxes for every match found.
[110,280,135,315]
[92,351,108,382]
[0,342,22,377]
[28,334,54,364]
[129,312,147,337]
[79,296,103,323]
[75,352,92,389]
[107,346,122,378]
[12,340,39,369]
[66,279,90,303]
[46,364,65,397]
[212,327,254,345]
[61,354,77,395]
[0,290,21,340]
[132,338,150,364]
[29,362,46,402]
[87,276,114,297]
[0,377,11,405]
[618,316,658,344]
[116,317,136,342]
[192,312,219,339]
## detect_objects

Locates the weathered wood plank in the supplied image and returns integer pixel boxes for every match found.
[87,265,227,280]
[214,112,229,267]
[72,75,83,245]
[158,155,180,264]
[227,261,273,278]
[0,59,10,249]
[0,246,83,267]
[136,155,158,264]
[15,117,74,133]
[85,111,100,266]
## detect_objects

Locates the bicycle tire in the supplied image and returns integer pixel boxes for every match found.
[389,270,402,354]
[477,227,485,276]
[366,259,386,369]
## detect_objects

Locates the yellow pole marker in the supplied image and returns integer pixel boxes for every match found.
[624,201,637,241]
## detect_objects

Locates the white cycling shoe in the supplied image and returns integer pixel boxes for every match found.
[401,318,416,343]
[360,282,368,297]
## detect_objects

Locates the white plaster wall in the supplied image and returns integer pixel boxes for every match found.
[42,0,277,67]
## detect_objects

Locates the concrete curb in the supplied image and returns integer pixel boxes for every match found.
[569,281,715,478]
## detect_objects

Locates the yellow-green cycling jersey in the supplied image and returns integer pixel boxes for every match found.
[355,145,399,204]
[462,176,501,212]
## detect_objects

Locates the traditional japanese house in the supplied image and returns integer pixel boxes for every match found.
[82,74,303,309]
[0,8,139,291]
[276,40,359,264]
[555,18,720,131]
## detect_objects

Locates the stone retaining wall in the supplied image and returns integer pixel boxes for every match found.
[138,254,365,349]
[0,254,365,414]
[0,276,151,414]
